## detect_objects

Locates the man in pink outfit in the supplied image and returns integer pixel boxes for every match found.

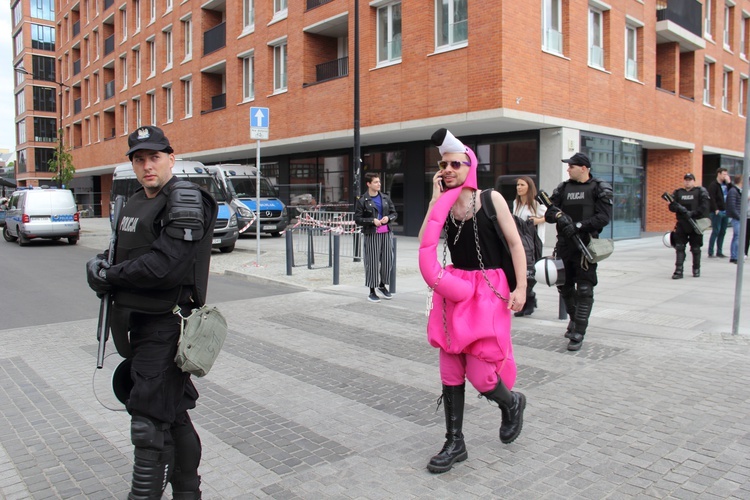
[418,129,528,473]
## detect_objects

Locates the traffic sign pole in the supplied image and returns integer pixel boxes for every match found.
[249,107,269,265]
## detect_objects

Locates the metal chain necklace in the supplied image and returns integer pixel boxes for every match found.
[473,195,510,304]
[449,194,476,245]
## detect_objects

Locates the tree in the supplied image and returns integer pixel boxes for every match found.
[48,128,76,188]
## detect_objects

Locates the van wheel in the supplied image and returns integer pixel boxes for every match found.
[219,244,235,253]
[68,237,78,245]
[3,226,16,242]
[17,232,28,246]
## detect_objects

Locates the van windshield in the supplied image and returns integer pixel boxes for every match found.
[181,175,228,202]
[228,178,276,198]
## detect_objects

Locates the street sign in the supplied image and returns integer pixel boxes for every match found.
[250,107,269,140]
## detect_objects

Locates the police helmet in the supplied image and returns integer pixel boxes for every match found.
[112,358,134,406]
[662,231,675,248]
[534,257,565,286]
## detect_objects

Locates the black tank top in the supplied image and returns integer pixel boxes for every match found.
[446,207,505,270]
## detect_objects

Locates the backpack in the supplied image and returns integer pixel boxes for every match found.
[480,189,543,290]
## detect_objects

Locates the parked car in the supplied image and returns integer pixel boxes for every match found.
[3,188,80,245]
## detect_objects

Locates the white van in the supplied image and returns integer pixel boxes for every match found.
[207,165,288,236]
[111,161,239,253]
[2,187,80,246]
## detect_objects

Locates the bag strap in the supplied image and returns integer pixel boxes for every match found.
[480,189,510,255]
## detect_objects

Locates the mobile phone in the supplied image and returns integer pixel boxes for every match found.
[439,178,446,191]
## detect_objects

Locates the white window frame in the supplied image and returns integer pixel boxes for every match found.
[243,0,255,33]
[16,90,25,115]
[181,76,192,118]
[706,0,713,39]
[134,0,141,34]
[120,54,128,90]
[270,39,288,93]
[163,28,173,70]
[543,0,563,54]
[149,0,156,24]
[274,0,287,16]
[148,38,156,77]
[182,16,192,62]
[94,71,100,103]
[133,47,141,84]
[148,91,156,125]
[120,7,127,42]
[163,84,173,123]
[17,119,26,144]
[166,0,173,14]
[724,3,732,49]
[739,75,747,116]
[625,24,638,80]
[241,51,254,101]
[94,113,100,142]
[741,13,749,60]
[704,60,714,105]
[377,2,402,65]
[134,96,142,127]
[589,7,604,68]
[85,118,91,145]
[121,102,128,134]
[722,69,731,111]
[435,0,468,51]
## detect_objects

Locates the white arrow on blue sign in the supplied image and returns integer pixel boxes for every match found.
[250,107,269,128]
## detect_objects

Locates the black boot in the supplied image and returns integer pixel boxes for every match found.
[673,246,686,279]
[481,380,526,444]
[427,384,468,473]
[559,286,577,338]
[692,248,701,277]
[568,283,593,351]
[128,416,175,500]
[170,413,202,500]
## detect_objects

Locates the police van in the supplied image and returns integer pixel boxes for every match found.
[111,160,238,253]
[2,187,80,246]
[206,165,287,237]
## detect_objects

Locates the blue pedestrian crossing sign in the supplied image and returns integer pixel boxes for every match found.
[250,107,269,139]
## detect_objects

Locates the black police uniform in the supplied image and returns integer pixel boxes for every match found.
[99,177,217,499]
[669,186,710,278]
[546,177,613,349]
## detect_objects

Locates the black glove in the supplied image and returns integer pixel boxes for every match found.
[556,214,577,239]
[86,257,112,296]
[669,202,688,215]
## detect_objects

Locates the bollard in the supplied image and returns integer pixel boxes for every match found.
[353,232,361,262]
[307,228,315,269]
[389,236,397,294]
[558,294,567,320]
[328,231,333,268]
[285,230,294,275]
[333,234,340,285]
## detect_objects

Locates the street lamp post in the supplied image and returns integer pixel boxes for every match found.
[14,66,70,187]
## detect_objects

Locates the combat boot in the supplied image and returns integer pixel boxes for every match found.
[481,380,526,444]
[427,384,468,473]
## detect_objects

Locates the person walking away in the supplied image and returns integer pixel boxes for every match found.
[545,153,613,352]
[668,173,710,279]
[726,174,743,263]
[354,172,398,302]
[419,129,528,474]
[707,167,730,258]
[511,176,546,317]
[86,126,217,499]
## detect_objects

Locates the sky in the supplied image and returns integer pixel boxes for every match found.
[0,7,16,152]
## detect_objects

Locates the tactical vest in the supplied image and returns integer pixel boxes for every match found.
[559,180,597,222]
[674,188,701,213]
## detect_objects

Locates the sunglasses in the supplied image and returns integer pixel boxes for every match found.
[437,160,471,170]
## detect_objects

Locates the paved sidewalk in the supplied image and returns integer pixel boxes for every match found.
[0,218,748,499]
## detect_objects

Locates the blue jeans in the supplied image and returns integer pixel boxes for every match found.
[729,218,741,261]
[708,211,729,255]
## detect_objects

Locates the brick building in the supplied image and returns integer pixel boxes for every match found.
[11,0,748,237]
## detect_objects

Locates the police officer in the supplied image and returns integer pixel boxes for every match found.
[545,153,613,351]
[86,126,217,499]
[668,173,710,279]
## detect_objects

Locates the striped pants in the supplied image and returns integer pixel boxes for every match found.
[363,231,394,288]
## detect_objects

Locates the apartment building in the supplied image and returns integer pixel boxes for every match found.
[11,0,748,237]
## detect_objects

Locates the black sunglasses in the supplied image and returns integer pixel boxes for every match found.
[437,160,471,170]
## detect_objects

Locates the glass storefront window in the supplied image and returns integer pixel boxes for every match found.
[364,150,405,233]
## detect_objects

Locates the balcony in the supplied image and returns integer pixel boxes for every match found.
[104,35,115,56]
[656,0,705,52]
[210,93,225,111]
[73,59,81,76]
[203,22,226,56]
[315,56,348,83]
[74,98,81,115]
[72,20,80,37]
[306,0,334,9]
[104,80,115,100]
[104,0,114,10]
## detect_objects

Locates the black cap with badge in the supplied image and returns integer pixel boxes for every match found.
[684,173,696,180]
[562,152,591,169]
[125,126,174,157]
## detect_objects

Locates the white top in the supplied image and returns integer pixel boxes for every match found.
[513,200,547,245]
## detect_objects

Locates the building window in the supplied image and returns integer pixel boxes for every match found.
[134,98,142,127]
[85,118,91,144]
[121,102,128,134]
[704,60,714,105]
[377,2,402,64]
[34,117,57,142]
[722,69,732,111]
[741,14,749,59]
[148,39,156,77]
[31,0,55,21]
[34,148,54,173]
[183,78,192,117]
[164,29,173,70]
[150,0,156,23]
[16,90,25,114]
[163,85,173,123]
[121,55,128,89]
[17,119,26,144]
[625,25,638,80]
[243,0,254,31]
[274,0,287,16]
[32,55,57,82]
[13,2,22,26]
[133,48,141,84]
[31,24,56,51]
[14,33,23,57]
[94,30,100,60]
[706,0,713,39]
[182,18,192,60]
[543,0,563,53]
[166,0,173,13]
[149,93,156,125]
[273,42,287,92]
[242,54,254,101]
[121,7,127,42]
[32,87,56,112]
[436,0,467,50]
[94,114,100,142]
[134,0,141,33]
[589,7,604,68]
[724,3,733,50]
[740,76,747,116]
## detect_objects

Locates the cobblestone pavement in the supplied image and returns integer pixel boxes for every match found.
[0,219,749,499]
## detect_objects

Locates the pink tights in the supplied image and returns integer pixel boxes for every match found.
[439,349,502,393]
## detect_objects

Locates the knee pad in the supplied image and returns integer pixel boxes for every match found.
[576,282,594,300]
[557,285,575,300]
[674,243,686,252]
[131,415,167,450]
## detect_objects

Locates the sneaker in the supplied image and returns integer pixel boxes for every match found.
[672,272,683,279]
[730,259,738,264]
[717,254,728,258]
[377,286,392,300]
[368,292,380,302]
[567,333,584,351]
[693,269,700,277]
